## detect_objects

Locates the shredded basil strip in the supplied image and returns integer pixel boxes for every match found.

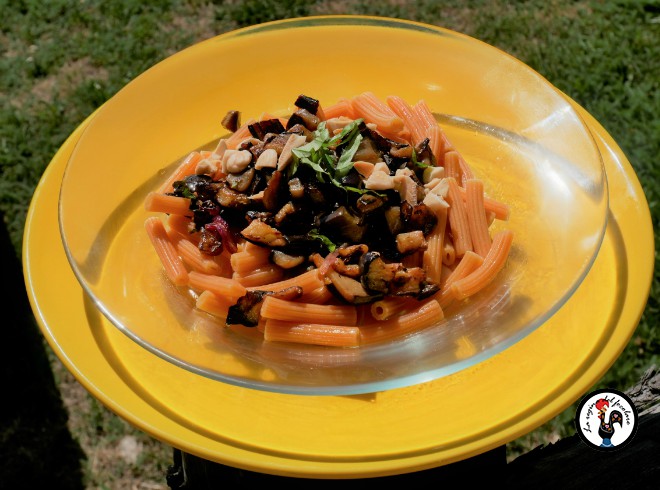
[291,119,365,184]
[308,229,337,252]
[411,148,429,169]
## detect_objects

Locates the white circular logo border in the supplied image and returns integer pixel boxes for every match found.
[574,388,639,451]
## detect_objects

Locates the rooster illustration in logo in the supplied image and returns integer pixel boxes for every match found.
[595,398,623,447]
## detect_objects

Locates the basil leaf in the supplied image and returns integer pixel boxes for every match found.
[308,229,337,252]
[411,147,429,169]
[335,133,363,178]
[328,118,363,147]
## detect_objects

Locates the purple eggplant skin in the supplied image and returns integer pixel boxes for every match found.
[226,287,303,327]
[248,119,286,140]
[221,110,241,133]
[286,109,320,131]
[294,94,321,115]
[321,206,367,243]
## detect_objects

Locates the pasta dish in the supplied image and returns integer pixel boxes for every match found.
[144,93,513,347]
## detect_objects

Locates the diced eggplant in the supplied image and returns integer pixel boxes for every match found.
[273,201,296,226]
[356,193,385,215]
[286,108,320,131]
[288,177,305,199]
[400,201,438,235]
[248,119,286,140]
[396,230,427,255]
[226,167,255,193]
[286,123,314,141]
[221,110,240,133]
[303,180,327,205]
[321,206,366,243]
[226,290,267,326]
[240,220,287,247]
[283,234,327,256]
[226,286,303,327]
[326,271,381,304]
[245,210,273,224]
[270,250,305,269]
[264,133,293,155]
[216,183,250,208]
[262,170,283,211]
[352,137,381,163]
[340,169,361,188]
[294,94,321,115]
[384,205,403,236]
[359,252,398,294]
[390,267,428,297]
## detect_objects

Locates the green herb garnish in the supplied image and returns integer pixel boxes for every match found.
[308,229,337,252]
[291,119,364,185]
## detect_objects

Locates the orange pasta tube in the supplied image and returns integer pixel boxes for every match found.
[422,206,448,284]
[167,230,226,276]
[412,99,436,127]
[370,297,417,321]
[260,296,358,326]
[230,248,271,275]
[144,192,192,216]
[465,179,492,257]
[188,270,247,300]
[351,92,405,136]
[144,217,189,287]
[444,151,462,182]
[196,290,233,319]
[442,232,456,267]
[300,285,334,304]
[247,268,323,294]
[386,95,425,144]
[450,230,514,301]
[233,265,283,287]
[360,299,444,344]
[457,186,510,221]
[446,177,473,257]
[437,251,484,308]
[322,98,356,120]
[167,214,197,241]
[157,151,201,194]
[458,155,475,184]
[263,319,360,347]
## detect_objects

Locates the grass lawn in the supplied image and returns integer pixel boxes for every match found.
[1,1,658,488]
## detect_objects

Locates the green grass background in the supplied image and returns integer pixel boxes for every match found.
[1,0,658,488]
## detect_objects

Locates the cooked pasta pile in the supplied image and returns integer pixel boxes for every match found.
[144,93,513,347]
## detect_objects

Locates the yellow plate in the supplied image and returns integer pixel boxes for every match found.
[58,16,609,395]
[24,32,653,482]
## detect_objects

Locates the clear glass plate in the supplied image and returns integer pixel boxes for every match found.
[58,16,607,395]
